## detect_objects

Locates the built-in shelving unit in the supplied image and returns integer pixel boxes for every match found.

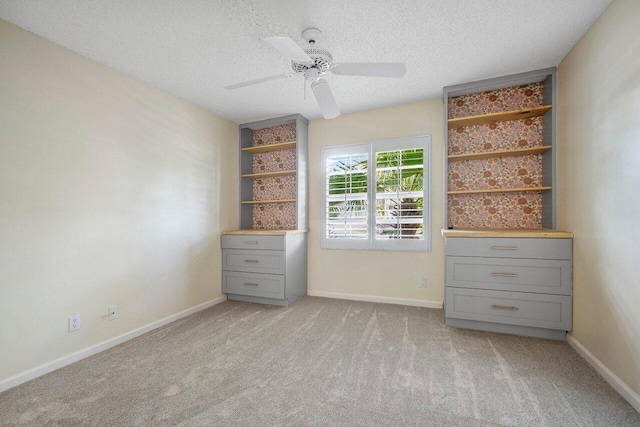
[239,115,308,230]
[447,105,552,129]
[448,146,551,162]
[442,69,572,341]
[444,67,557,230]
[225,115,309,307]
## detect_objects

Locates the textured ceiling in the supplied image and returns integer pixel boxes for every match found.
[0,0,610,123]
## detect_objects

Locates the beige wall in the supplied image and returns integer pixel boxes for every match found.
[0,20,238,382]
[557,0,640,396]
[308,100,445,304]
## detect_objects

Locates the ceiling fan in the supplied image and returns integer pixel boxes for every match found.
[224,28,407,119]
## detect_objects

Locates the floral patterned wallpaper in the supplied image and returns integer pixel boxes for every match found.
[448,155,542,192]
[252,150,297,174]
[253,203,297,229]
[448,117,543,155]
[448,192,542,229]
[447,83,547,229]
[250,122,298,229]
[252,123,296,146]
[448,83,544,119]
[253,175,296,201]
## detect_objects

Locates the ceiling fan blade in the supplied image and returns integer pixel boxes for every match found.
[264,36,313,64]
[224,73,296,90]
[311,79,340,119]
[332,62,407,78]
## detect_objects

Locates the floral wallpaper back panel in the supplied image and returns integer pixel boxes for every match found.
[250,123,297,229]
[447,83,546,229]
[448,116,543,155]
[448,192,542,229]
[253,203,296,229]
[253,175,296,201]
[447,83,544,119]
[448,155,542,192]
[252,123,296,146]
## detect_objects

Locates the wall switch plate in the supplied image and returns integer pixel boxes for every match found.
[419,277,427,287]
[69,315,80,332]
[109,305,119,320]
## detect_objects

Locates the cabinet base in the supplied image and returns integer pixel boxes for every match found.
[227,293,305,307]
[445,317,567,341]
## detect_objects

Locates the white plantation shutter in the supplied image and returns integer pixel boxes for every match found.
[322,143,370,250]
[322,135,430,251]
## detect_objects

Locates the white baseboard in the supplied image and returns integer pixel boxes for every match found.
[567,334,640,413]
[307,290,443,309]
[0,295,227,394]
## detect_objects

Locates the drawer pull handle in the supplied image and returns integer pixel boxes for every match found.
[491,272,519,278]
[243,282,259,286]
[491,305,519,311]
[244,260,259,263]
[244,241,259,245]
[491,246,519,251]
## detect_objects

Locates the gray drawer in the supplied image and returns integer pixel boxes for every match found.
[445,237,572,260]
[223,249,285,274]
[446,256,572,295]
[222,235,285,250]
[445,288,572,331]
[223,271,285,299]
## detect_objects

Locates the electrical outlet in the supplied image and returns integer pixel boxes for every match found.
[109,305,119,320]
[69,315,80,332]
[419,277,427,287]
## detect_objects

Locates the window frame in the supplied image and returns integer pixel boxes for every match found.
[321,135,431,252]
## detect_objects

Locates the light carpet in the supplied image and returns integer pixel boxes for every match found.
[1,297,638,426]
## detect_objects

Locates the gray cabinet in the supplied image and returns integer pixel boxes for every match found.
[222,231,307,307]
[222,114,309,307]
[443,68,557,229]
[444,235,573,340]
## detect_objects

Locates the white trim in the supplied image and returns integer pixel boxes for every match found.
[307,290,443,309]
[0,295,227,393]
[567,334,640,413]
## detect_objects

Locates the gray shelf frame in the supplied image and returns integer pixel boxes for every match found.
[238,114,309,230]
[442,67,557,230]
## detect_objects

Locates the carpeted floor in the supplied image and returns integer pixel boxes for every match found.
[1,297,638,426]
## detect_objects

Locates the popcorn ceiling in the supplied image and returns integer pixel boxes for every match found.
[0,0,610,122]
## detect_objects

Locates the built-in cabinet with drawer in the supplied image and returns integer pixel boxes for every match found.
[222,114,308,307]
[222,231,307,306]
[443,232,573,340]
[442,69,574,340]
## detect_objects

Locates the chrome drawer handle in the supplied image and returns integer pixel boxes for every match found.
[244,260,259,263]
[491,246,519,251]
[243,282,258,286]
[244,241,259,245]
[491,272,518,278]
[491,305,519,311]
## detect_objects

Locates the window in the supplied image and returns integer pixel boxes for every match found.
[322,135,430,251]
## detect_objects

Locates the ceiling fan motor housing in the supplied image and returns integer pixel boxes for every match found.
[291,47,333,74]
